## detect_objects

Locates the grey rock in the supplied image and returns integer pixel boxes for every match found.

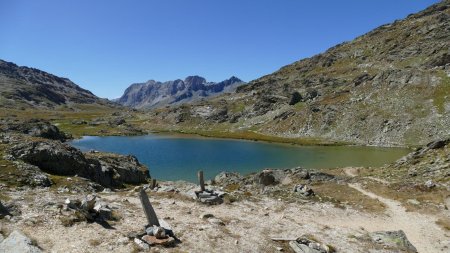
[0,234,3,243]
[199,213,215,219]
[153,226,166,239]
[426,139,449,149]
[0,200,9,217]
[199,195,223,205]
[208,217,225,226]
[294,184,315,197]
[0,230,42,253]
[370,230,418,252]
[65,198,81,209]
[81,194,96,211]
[289,241,322,253]
[255,170,277,186]
[425,180,436,188]
[145,226,154,236]
[116,237,129,245]
[133,238,149,250]
[214,171,242,185]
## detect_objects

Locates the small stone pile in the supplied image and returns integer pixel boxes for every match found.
[131,222,176,249]
[289,237,334,253]
[195,170,224,205]
[195,189,224,205]
[64,194,113,222]
[293,184,315,197]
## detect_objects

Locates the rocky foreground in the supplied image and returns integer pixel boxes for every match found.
[0,120,449,253]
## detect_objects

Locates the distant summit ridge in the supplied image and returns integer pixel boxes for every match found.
[116,75,245,109]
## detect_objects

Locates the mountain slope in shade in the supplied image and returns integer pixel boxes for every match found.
[145,0,450,146]
[0,59,111,109]
[116,76,245,109]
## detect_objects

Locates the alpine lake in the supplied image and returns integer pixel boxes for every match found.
[71,134,411,183]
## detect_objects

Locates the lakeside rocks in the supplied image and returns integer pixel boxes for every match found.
[6,135,150,188]
[0,119,70,141]
[384,137,450,188]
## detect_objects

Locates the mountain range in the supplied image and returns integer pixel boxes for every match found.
[115,76,244,109]
[0,1,448,147]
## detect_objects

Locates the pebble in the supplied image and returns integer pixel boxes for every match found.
[208,218,225,226]
[134,238,149,250]
[199,213,215,219]
[116,237,129,245]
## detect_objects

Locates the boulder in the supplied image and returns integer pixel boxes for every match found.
[214,171,242,185]
[0,200,9,217]
[426,139,449,149]
[255,170,277,186]
[370,230,417,252]
[0,230,42,253]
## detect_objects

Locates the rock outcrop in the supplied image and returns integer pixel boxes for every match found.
[0,119,70,141]
[6,135,150,188]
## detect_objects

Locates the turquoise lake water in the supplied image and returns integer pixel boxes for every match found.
[70,135,410,182]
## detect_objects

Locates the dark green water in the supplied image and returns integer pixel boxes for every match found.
[70,135,410,182]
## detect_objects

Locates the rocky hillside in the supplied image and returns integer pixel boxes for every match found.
[0,59,112,109]
[146,1,450,147]
[116,75,244,109]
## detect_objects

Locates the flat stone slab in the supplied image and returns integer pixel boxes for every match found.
[142,235,175,247]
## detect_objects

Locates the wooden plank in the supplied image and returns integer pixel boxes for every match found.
[139,189,160,226]
[198,170,205,192]
[151,179,157,189]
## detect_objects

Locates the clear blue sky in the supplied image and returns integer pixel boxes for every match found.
[0,0,439,98]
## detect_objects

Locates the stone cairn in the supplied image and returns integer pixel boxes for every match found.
[132,189,177,249]
[195,170,224,205]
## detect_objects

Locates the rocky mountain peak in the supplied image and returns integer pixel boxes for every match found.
[117,76,245,109]
[0,59,111,109]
